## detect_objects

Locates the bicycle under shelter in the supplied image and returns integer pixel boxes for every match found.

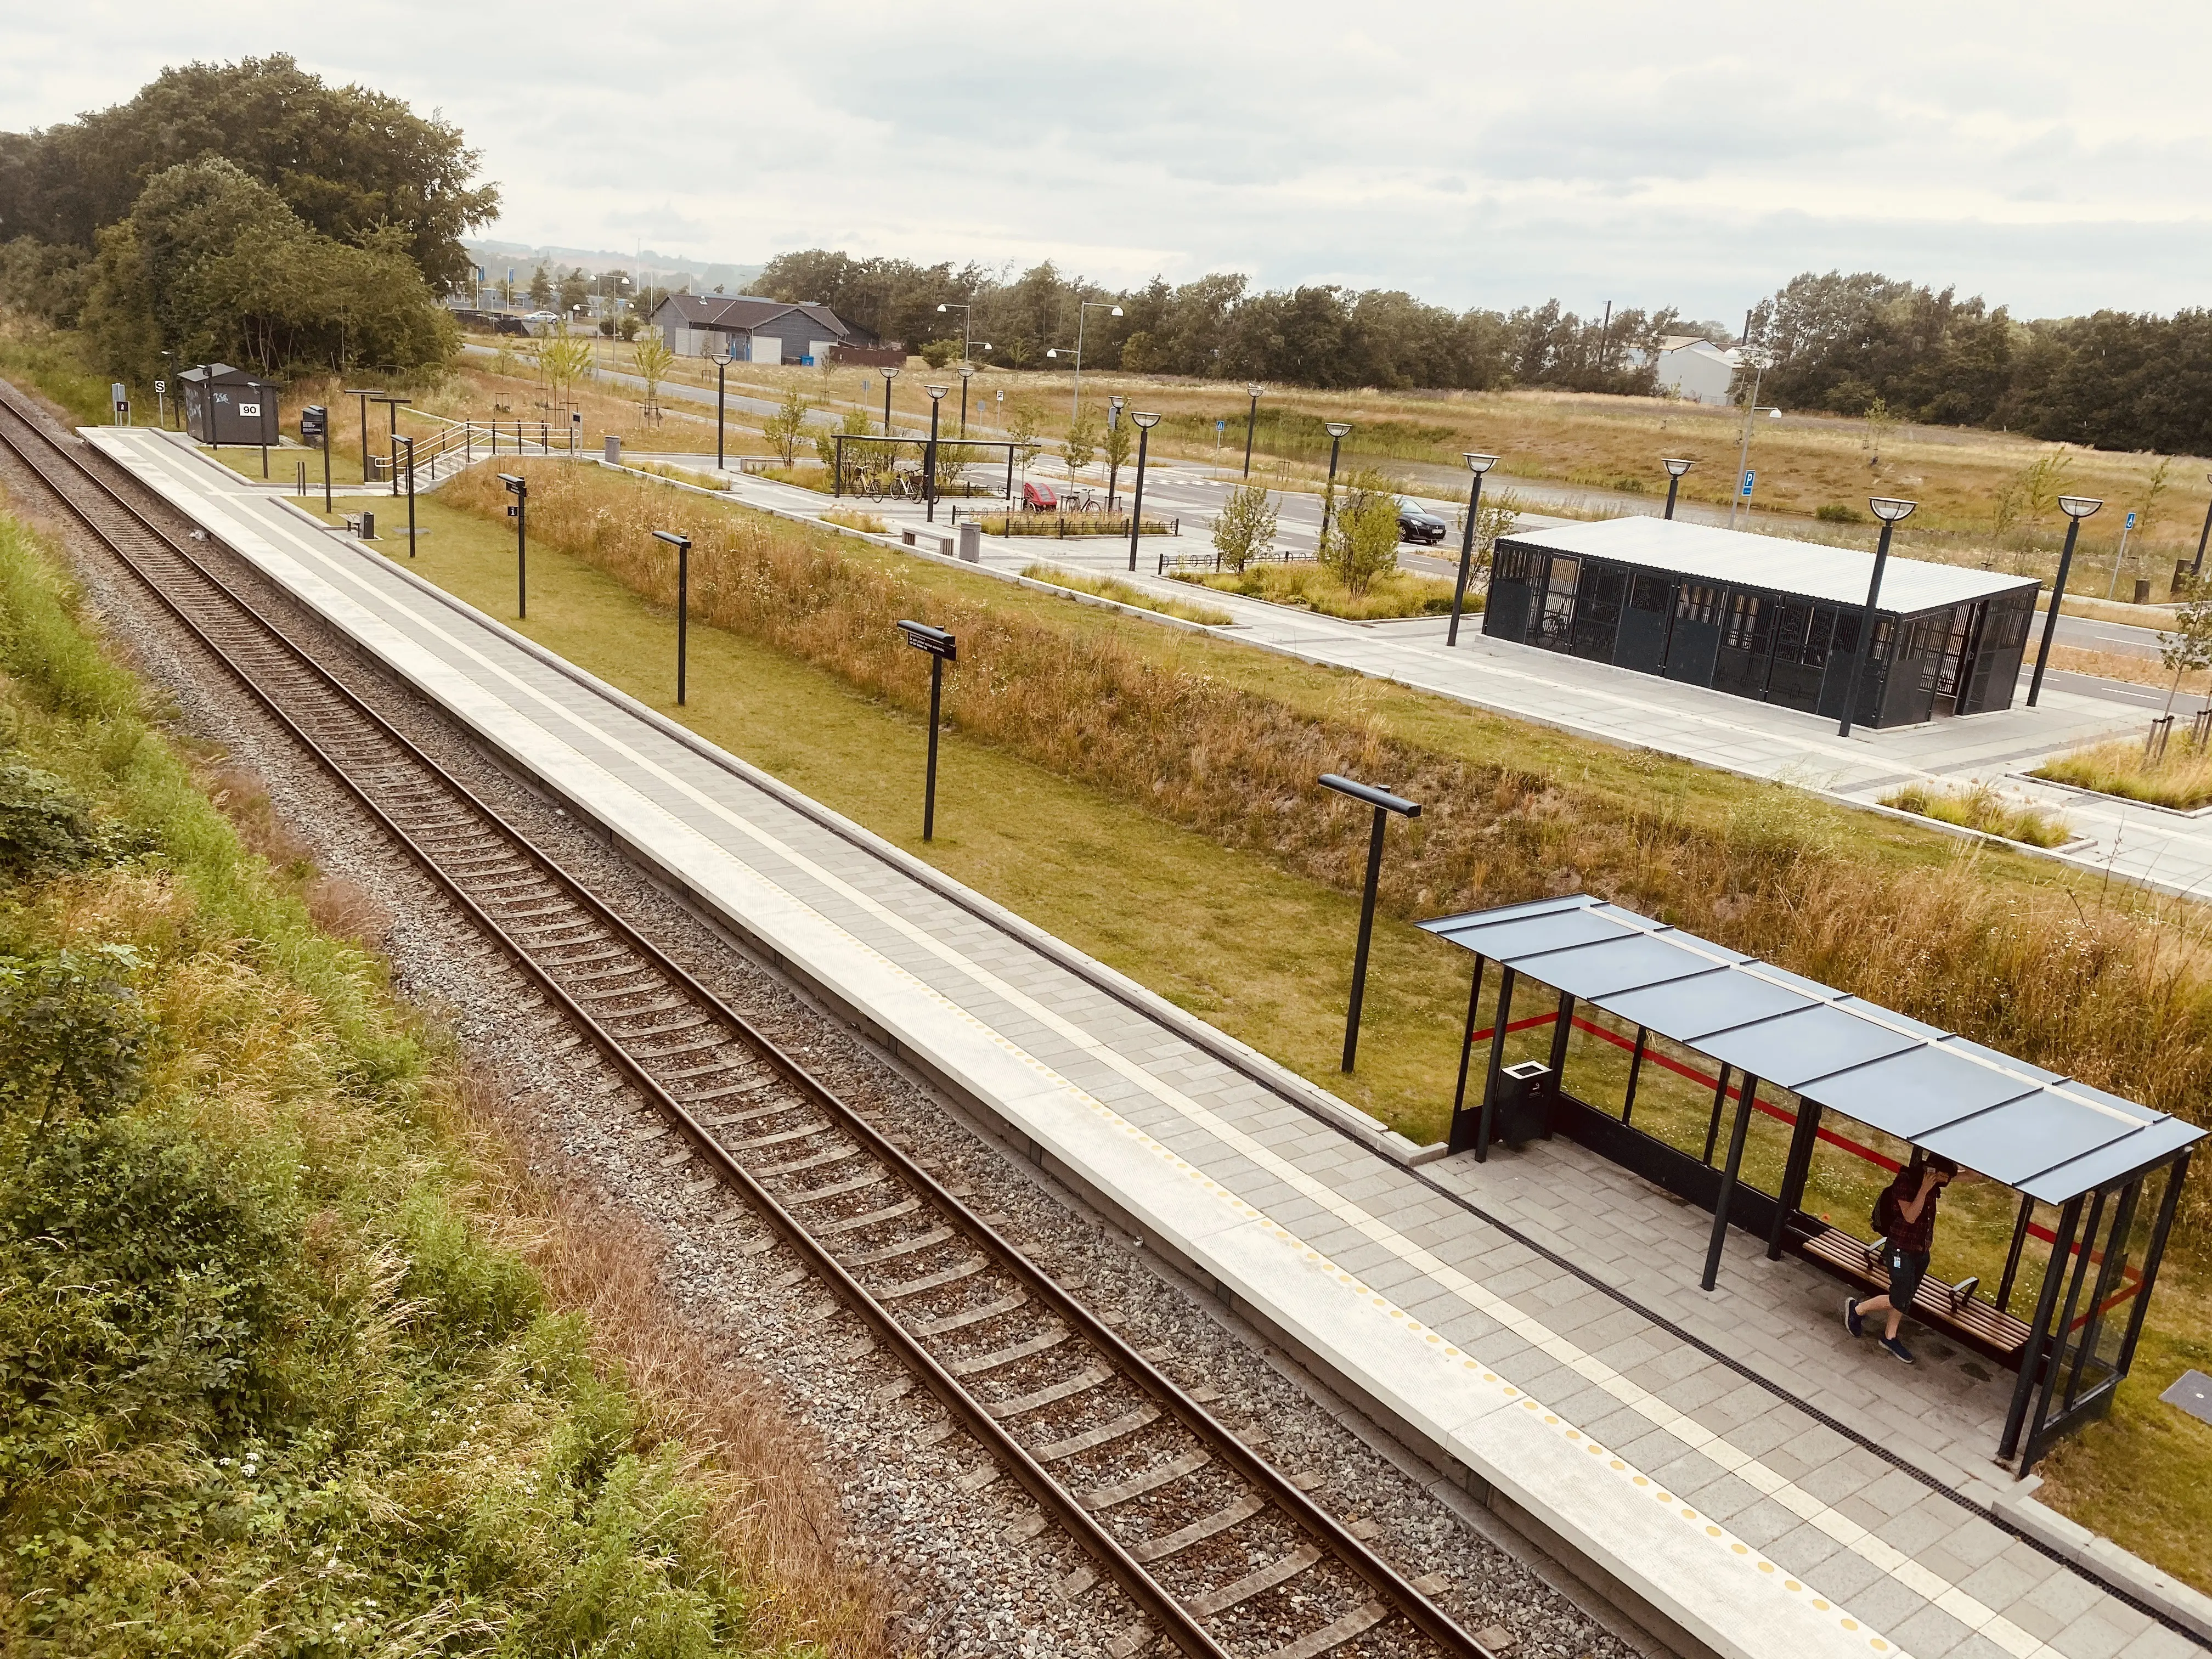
[1419,893,2203,1469]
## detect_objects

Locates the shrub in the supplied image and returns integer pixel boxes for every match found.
[1318,466,1401,596]
[1210,483,1278,572]
[0,946,150,1137]
[1817,503,1866,523]
[0,760,108,874]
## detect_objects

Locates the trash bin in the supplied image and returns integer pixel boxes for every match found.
[958,521,981,563]
[357,511,376,541]
[2134,578,2152,606]
[1493,1059,1556,1149]
[605,435,621,465]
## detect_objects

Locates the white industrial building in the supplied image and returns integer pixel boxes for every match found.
[1652,336,1742,405]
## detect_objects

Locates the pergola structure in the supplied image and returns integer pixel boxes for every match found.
[1420,894,2203,1469]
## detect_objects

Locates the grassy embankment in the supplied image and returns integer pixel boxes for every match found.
[0,505,879,1654]
[2034,736,2212,811]
[390,458,2212,1583]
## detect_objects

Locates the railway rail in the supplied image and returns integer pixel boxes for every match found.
[0,389,1491,1659]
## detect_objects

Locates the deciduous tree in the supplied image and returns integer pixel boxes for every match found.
[1210,484,1277,572]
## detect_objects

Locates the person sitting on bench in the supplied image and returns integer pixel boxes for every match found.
[1844,1155,1958,1365]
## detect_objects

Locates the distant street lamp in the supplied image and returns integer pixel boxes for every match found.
[1726,352,1779,531]
[1059,300,1123,422]
[2193,472,2212,579]
[1106,396,1127,508]
[896,620,958,841]
[879,364,901,437]
[1319,774,1421,1073]
[1662,457,1695,520]
[2028,495,2105,707]
[652,531,692,706]
[712,342,738,471]
[1836,496,1917,737]
[936,301,981,366]
[1126,411,1161,572]
[924,383,949,521]
[1243,383,1265,478]
[1318,422,1353,551]
[1448,453,1500,647]
[956,361,977,436]
[500,473,528,618]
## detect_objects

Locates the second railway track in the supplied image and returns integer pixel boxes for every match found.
[0,391,1490,1659]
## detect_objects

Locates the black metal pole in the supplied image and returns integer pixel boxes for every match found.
[2113,1150,2188,1376]
[926,397,940,523]
[1768,1101,1822,1259]
[1319,433,1344,552]
[883,376,893,436]
[1837,516,1897,736]
[402,437,416,558]
[1244,393,1259,478]
[321,419,332,513]
[1447,957,1486,1152]
[1701,1074,1759,1291]
[1126,427,1151,572]
[516,493,528,619]
[2194,498,2212,578]
[716,359,727,471]
[2028,516,2085,707]
[387,402,399,497]
[960,377,969,436]
[357,394,369,486]
[1448,471,1486,647]
[1341,804,1389,1073]
[1664,474,1681,520]
[923,654,943,841]
[2001,1194,2083,1462]
[677,540,689,706]
[1996,1192,2035,1316]
[1475,968,1514,1163]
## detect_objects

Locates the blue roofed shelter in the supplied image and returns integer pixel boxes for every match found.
[1419,894,2203,1469]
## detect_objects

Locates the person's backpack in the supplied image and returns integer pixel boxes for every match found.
[1871,1181,1900,1238]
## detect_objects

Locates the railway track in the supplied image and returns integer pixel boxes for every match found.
[0,392,1491,1659]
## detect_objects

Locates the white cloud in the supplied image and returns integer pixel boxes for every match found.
[5,0,2210,317]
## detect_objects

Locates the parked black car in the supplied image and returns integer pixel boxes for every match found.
[1397,497,1449,544]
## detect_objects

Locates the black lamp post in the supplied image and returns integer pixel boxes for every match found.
[1105,397,1126,509]
[1126,411,1160,571]
[500,473,528,618]
[302,404,332,511]
[2192,472,2212,580]
[924,383,948,521]
[1662,457,1695,520]
[956,362,977,436]
[712,343,737,471]
[399,435,417,558]
[1836,496,1917,736]
[2028,495,2104,707]
[1448,452,1499,647]
[879,364,900,436]
[1319,773,1421,1073]
[652,531,691,705]
[1318,421,1353,553]
[371,396,411,496]
[1243,383,1265,478]
[345,390,379,487]
[897,620,958,840]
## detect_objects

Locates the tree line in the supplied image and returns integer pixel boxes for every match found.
[0,56,493,381]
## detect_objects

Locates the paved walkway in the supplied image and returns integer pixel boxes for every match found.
[85,425,2205,1659]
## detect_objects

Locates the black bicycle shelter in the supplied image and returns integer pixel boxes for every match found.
[831,434,1023,499]
[1420,894,2202,1469]
[1482,517,2040,727]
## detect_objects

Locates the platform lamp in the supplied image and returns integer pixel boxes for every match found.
[1835,496,1918,737]
[2028,495,2104,707]
[1104,396,1128,508]
[879,364,900,437]
[652,531,692,706]
[500,473,528,618]
[1125,411,1161,571]
[1662,457,1695,520]
[398,435,418,558]
[923,383,949,521]
[956,360,977,436]
[1243,383,1265,478]
[343,389,380,485]
[1318,422,1354,552]
[712,341,738,471]
[1319,774,1422,1073]
[1448,453,1500,647]
[896,620,958,840]
[2192,472,2212,579]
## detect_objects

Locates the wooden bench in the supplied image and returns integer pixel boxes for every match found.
[901,527,954,556]
[1797,1225,2032,1368]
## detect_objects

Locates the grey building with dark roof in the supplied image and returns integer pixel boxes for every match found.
[1482,516,2039,727]
[649,293,855,364]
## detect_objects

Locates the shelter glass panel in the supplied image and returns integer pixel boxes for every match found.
[1560,1003,1645,1120]
[1623,1030,1736,1162]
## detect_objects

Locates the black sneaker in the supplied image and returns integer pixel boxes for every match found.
[1844,1297,1864,1339]
[1881,1336,1916,1365]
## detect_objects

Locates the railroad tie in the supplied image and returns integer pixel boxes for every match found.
[1128,1493,1263,1562]
[754,1143,861,1177]
[909,1290,1028,1337]
[944,1323,1068,1377]
[1082,1447,1212,1511]
[1035,1406,1158,1462]
[986,1364,1111,1420]
[781,1168,889,1206]
[1254,1604,1388,1659]
[811,1197,923,1237]
[1184,1544,1321,1618]
[727,1122,829,1154]
[839,1224,955,1268]
[872,1256,989,1301]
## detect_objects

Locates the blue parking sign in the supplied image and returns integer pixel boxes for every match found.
[1741,469,1756,497]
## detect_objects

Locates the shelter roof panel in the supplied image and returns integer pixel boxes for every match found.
[1905,1093,2149,1189]
[1808,1043,2041,1137]
[1595,969,1816,1040]
[2021,1119,2202,1204]
[1523,932,1720,1000]
[1701,1003,1922,1091]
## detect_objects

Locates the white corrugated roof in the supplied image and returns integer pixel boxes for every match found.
[1501,515,2036,616]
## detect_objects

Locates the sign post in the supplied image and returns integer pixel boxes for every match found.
[111,382,129,426]
[154,377,168,428]
[896,620,958,841]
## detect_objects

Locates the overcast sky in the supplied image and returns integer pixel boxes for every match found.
[7,0,2210,322]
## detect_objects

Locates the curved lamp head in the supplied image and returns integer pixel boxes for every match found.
[880,365,901,381]
[1046,348,1060,359]
[713,346,738,366]
[1465,452,1499,475]
[926,383,948,400]
[1768,407,1783,420]
[956,362,976,380]
[936,303,951,313]
[1110,305,1125,317]
[1663,456,1695,478]
[1869,496,1918,523]
[1131,410,1161,430]
[1324,421,1353,439]
[1247,382,1266,398]
[2059,494,2103,520]
[1109,394,1125,410]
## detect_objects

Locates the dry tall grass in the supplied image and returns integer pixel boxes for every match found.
[2035,736,2212,810]
[443,461,2212,1235]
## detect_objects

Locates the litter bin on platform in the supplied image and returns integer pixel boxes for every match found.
[958,522,981,563]
[1493,1059,1556,1149]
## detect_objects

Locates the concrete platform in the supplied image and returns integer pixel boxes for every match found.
[82,426,2207,1659]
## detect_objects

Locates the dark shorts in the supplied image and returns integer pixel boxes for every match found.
[1884,1245,1929,1310]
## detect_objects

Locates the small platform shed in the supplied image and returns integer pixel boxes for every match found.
[1482,517,2039,726]
[1420,893,2203,1469]
[179,363,280,446]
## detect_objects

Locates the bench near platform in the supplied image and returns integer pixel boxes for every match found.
[1798,1226,2031,1365]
